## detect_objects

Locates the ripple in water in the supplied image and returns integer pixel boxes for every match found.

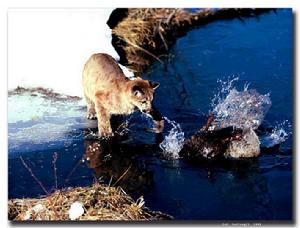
[159,117,185,160]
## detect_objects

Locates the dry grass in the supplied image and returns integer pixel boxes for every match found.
[112,8,194,72]
[8,183,172,221]
[112,8,273,73]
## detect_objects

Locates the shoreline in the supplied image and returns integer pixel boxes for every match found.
[109,8,273,73]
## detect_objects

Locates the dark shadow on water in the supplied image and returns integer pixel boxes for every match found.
[84,137,155,196]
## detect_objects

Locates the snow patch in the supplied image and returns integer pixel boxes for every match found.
[8,9,134,96]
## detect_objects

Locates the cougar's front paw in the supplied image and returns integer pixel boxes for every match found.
[98,131,114,138]
[87,112,97,120]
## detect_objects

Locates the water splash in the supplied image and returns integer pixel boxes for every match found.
[209,77,292,152]
[260,120,292,148]
[210,76,239,109]
[140,112,156,128]
[159,117,185,160]
[210,77,272,131]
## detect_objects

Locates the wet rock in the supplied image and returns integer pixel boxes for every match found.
[179,112,261,159]
[225,128,260,158]
[180,127,243,159]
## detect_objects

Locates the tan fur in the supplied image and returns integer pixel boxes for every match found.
[82,53,160,137]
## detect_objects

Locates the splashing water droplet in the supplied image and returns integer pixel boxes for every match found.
[210,76,240,110]
[260,120,292,148]
[210,77,272,130]
[159,117,185,160]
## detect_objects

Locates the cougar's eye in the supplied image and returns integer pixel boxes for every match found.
[141,100,147,104]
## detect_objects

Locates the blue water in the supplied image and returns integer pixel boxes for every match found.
[142,9,293,220]
[8,9,293,221]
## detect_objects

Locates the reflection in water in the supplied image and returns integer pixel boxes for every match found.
[83,137,154,194]
[153,156,275,220]
[216,159,274,220]
[141,153,277,220]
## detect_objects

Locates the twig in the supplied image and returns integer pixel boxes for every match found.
[19,156,49,195]
[118,37,164,64]
[158,20,168,51]
[52,152,58,190]
[108,175,113,187]
[64,156,84,183]
[113,164,132,187]
[166,9,176,24]
[202,113,214,131]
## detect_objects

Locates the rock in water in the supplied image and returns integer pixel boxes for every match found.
[224,128,260,158]
[180,127,243,159]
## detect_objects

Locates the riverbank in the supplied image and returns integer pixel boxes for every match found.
[9,183,171,221]
[110,8,273,73]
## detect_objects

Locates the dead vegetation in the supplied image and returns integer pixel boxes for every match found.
[8,183,172,221]
[112,8,273,73]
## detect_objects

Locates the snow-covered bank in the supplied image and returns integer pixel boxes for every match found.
[8,9,133,97]
[7,89,95,154]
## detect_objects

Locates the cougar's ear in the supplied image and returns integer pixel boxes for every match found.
[132,85,143,97]
[149,81,160,90]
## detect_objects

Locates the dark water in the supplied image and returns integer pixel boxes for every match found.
[8,9,292,221]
